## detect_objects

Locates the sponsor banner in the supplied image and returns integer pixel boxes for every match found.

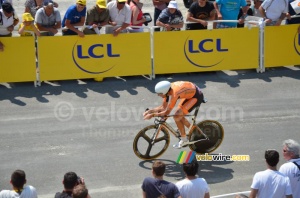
[0,37,36,83]
[265,24,300,67]
[153,28,259,74]
[38,33,151,81]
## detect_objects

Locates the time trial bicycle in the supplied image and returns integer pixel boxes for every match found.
[133,99,224,160]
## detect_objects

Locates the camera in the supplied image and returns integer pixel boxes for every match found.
[143,13,152,26]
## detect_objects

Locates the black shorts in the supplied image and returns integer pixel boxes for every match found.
[181,86,204,113]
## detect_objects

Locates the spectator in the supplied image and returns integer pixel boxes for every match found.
[279,139,300,198]
[72,184,91,198]
[176,160,210,198]
[237,0,253,28]
[286,0,300,33]
[0,169,37,198]
[83,0,109,35]
[18,12,41,36]
[186,0,215,30]
[24,0,58,18]
[253,0,264,17]
[156,1,184,31]
[35,2,61,36]
[24,0,43,18]
[106,0,132,36]
[142,160,181,198]
[214,0,248,28]
[249,149,293,198]
[55,171,84,198]
[0,2,19,37]
[62,0,86,37]
[127,0,146,33]
[152,0,170,31]
[259,0,289,26]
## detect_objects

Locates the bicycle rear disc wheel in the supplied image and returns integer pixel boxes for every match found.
[133,125,170,160]
[188,120,224,154]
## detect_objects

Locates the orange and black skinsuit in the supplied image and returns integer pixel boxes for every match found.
[163,81,204,115]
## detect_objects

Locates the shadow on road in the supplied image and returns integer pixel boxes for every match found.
[138,157,234,184]
[1,67,299,106]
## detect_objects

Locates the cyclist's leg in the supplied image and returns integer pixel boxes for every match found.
[173,109,188,148]
[176,98,198,132]
[174,108,187,137]
[173,98,198,148]
[179,91,204,130]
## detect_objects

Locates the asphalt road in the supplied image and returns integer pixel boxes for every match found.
[1,67,300,197]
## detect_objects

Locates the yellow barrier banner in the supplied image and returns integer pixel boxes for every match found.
[265,24,300,67]
[0,37,36,83]
[38,33,151,81]
[154,28,259,74]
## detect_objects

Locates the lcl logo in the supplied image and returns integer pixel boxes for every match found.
[184,37,228,68]
[72,41,120,74]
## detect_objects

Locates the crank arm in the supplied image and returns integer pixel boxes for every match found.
[187,138,209,145]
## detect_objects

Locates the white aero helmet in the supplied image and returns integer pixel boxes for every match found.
[155,81,171,95]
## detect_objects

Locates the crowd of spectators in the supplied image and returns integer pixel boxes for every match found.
[141,138,299,198]
[1,139,297,198]
[142,139,300,198]
[0,171,91,198]
[0,0,299,39]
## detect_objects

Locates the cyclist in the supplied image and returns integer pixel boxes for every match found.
[143,81,204,148]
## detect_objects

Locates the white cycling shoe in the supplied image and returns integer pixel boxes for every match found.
[173,139,189,149]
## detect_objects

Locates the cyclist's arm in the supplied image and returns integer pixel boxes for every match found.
[143,100,168,119]
[147,103,166,114]
[153,95,178,117]
[155,106,172,117]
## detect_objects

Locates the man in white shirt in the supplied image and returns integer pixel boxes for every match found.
[176,160,210,198]
[259,0,289,26]
[249,149,293,198]
[35,2,61,36]
[279,139,300,198]
[0,170,37,198]
[106,0,131,36]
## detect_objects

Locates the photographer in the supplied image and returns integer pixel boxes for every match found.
[55,172,85,198]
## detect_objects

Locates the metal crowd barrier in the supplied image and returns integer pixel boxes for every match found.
[1,17,299,86]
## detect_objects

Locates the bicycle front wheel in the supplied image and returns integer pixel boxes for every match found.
[188,120,224,154]
[133,125,170,160]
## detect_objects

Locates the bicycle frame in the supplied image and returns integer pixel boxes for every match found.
[150,107,209,145]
